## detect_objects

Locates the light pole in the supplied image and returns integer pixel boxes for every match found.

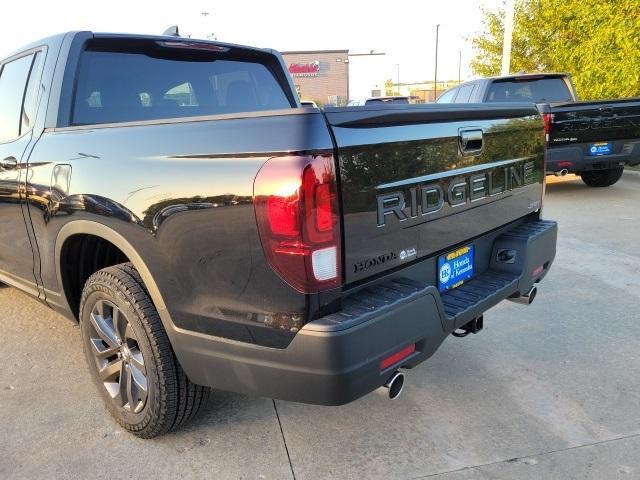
[396,64,400,96]
[201,11,216,40]
[434,24,440,101]
[458,50,462,83]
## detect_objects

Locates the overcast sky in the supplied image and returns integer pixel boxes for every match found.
[1,0,501,97]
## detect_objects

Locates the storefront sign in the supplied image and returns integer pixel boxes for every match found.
[289,61,320,77]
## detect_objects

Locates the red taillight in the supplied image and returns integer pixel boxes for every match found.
[267,196,299,236]
[380,344,416,371]
[540,112,551,208]
[542,113,552,136]
[314,184,333,232]
[254,154,342,293]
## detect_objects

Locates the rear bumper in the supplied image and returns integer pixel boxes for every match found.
[547,141,640,173]
[171,219,557,405]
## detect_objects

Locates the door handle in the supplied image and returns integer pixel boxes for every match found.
[0,156,18,171]
[459,129,483,156]
[599,106,614,115]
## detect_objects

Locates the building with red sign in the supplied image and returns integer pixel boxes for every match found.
[281,50,349,106]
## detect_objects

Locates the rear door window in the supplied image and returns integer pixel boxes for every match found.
[0,54,35,142]
[486,77,573,103]
[453,84,475,103]
[21,52,43,132]
[436,88,457,103]
[72,41,293,125]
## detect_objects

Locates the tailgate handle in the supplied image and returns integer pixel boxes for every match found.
[459,129,483,156]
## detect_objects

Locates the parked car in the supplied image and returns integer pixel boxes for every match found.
[347,96,411,106]
[0,32,557,437]
[437,73,640,187]
[300,100,318,108]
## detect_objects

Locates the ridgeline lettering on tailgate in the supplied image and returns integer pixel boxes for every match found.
[376,159,536,227]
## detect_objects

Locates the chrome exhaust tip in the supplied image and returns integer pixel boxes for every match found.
[554,169,569,177]
[378,371,405,400]
[508,286,538,305]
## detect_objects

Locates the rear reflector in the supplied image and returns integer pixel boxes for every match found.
[532,264,545,278]
[311,246,338,281]
[380,344,416,371]
[557,161,573,168]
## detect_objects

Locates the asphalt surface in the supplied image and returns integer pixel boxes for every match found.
[1,171,639,479]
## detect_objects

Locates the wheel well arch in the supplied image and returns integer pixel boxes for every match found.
[55,221,169,323]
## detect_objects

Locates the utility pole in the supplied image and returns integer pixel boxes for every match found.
[458,51,462,83]
[501,0,515,75]
[396,64,400,96]
[434,24,440,101]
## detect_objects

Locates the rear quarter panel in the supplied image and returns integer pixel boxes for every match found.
[26,110,334,347]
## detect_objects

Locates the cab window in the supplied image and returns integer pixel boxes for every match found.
[0,54,35,142]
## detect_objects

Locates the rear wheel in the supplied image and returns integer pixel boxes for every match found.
[580,167,624,187]
[79,263,210,438]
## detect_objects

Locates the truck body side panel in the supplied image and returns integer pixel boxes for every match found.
[26,111,333,348]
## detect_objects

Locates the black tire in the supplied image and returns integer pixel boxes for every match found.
[580,167,624,187]
[79,262,210,438]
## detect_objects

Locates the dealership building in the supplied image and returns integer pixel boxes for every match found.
[281,50,349,106]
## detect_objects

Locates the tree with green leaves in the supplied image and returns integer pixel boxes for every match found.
[385,78,395,96]
[470,0,640,100]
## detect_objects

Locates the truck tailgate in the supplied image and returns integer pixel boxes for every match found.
[323,104,545,284]
[549,98,640,146]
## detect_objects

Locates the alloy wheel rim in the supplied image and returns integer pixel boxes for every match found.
[88,299,148,414]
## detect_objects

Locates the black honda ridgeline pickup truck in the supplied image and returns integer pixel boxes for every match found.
[438,73,640,187]
[0,32,557,437]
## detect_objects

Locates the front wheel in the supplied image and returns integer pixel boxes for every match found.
[79,263,210,438]
[580,167,624,187]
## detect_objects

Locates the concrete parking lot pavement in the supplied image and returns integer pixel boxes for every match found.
[1,171,639,480]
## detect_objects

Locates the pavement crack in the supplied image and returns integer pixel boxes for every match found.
[408,432,640,479]
[273,399,297,480]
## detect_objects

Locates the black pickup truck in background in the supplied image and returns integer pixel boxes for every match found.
[438,73,640,187]
[0,31,557,437]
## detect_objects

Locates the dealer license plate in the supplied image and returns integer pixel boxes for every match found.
[589,142,612,156]
[438,244,474,293]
